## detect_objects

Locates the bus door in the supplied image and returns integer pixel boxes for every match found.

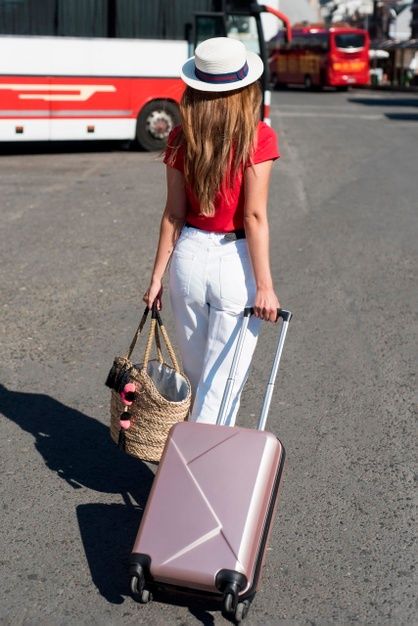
[194,13,227,49]
[225,11,264,56]
[194,9,264,73]
[193,8,268,120]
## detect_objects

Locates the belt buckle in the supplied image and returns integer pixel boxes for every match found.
[222,232,237,243]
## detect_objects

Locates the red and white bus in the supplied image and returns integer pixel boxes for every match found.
[0,0,290,149]
[269,24,370,90]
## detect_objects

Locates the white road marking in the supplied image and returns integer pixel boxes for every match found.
[271,111,383,120]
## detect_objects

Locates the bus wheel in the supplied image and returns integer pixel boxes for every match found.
[304,74,313,90]
[136,100,180,151]
[270,74,287,90]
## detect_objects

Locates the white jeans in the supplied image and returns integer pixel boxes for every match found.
[168,226,261,426]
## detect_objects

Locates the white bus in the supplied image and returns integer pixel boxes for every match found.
[0,0,290,150]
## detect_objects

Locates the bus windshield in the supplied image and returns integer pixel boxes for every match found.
[226,14,260,54]
[334,33,365,50]
[195,13,260,53]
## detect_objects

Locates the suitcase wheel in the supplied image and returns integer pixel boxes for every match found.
[235,600,250,623]
[224,592,235,613]
[139,588,153,604]
[224,592,251,620]
[130,573,145,597]
[130,574,153,604]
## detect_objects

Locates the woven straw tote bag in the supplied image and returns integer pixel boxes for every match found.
[106,306,191,463]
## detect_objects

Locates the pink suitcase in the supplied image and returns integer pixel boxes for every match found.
[129,308,292,622]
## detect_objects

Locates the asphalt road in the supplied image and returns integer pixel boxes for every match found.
[0,89,416,626]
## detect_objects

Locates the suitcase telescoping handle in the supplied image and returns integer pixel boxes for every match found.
[216,308,292,430]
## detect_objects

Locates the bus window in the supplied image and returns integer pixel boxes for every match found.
[289,36,304,50]
[115,1,161,39]
[0,0,215,39]
[309,33,329,53]
[195,13,226,48]
[57,1,107,37]
[0,0,108,37]
[116,0,213,40]
[334,33,365,50]
[317,33,329,51]
[226,14,260,54]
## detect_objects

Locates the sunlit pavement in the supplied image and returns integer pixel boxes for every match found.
[0,88,416,625]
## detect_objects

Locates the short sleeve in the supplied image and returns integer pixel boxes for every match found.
[251,122,280,166]
[163,126,184,172]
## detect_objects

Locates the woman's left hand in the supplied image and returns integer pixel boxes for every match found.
[254,287,280,322]
[143,278,163,311]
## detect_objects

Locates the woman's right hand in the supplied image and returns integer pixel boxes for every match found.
[143,277,163,311]
[254,287,280,322]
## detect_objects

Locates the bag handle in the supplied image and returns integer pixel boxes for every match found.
[154,323,164,364]
[142,316,158,368]
[152,308,181,373]
[127,306,181,373]
[125,307,150,360]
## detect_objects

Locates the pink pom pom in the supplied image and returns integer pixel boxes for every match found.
[119,418,131,430]
[120,382,136,406]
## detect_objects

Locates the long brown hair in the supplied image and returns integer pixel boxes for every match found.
[168,82,262,216]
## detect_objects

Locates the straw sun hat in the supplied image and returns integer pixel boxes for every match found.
[181,37,264,93]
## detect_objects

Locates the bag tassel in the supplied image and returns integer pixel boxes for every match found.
[118,407,132,451]
[118,428,126,451]
[120,381,137,406]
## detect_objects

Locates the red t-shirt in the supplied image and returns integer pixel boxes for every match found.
[163,121,279,232]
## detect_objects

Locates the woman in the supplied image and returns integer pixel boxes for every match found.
[143,37,280,426]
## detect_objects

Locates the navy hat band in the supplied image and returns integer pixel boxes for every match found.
[194,61,249,84]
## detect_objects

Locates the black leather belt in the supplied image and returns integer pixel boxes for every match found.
[185,222,246,241]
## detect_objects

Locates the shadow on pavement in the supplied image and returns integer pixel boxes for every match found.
[384,112,418,121]
[144,588,220,625]
[349,96,418,107]
[0,139,140,156]
[77,502,143,604]
[0,384,223,621]
[0,383,156,604]
[0,383,154,503]
[77,500,225,620]
[271,84,335,93]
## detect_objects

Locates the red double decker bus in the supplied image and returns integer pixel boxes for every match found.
[269,24,370,90]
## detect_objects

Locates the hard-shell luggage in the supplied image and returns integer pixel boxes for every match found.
[129,308,292,622]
